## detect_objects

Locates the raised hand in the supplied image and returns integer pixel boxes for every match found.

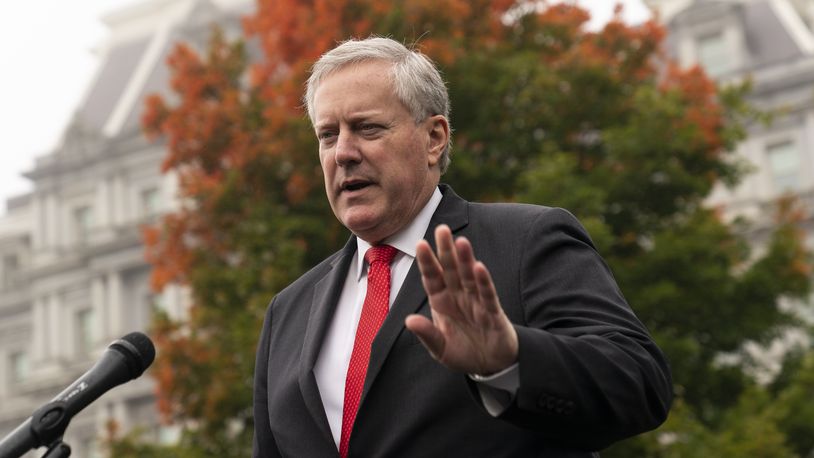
[405,224,518,375]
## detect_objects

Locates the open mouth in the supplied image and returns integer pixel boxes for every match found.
[342,180,372,192]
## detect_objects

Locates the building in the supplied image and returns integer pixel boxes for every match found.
[647,0,814,378]
[0,0,249,456]
[7,0,813,455]
[649,0,814,238]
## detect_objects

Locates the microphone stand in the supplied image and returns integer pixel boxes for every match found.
[42,441,70,458]
[11,399,75,458]
[0,332,155,458]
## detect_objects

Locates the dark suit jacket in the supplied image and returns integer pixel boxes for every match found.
[253,185,672,457]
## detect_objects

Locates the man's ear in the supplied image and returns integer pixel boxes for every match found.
[426,115,449,167]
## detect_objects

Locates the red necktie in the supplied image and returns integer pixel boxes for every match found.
[339,244,398,457]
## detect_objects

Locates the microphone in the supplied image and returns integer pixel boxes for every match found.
[0,332,155,458]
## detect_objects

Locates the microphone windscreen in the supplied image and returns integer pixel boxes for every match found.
[113,332,156,377]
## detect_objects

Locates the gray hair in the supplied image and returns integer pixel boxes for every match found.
[304,37,452,173]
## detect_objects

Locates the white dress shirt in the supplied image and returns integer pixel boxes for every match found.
[314,187,518,448]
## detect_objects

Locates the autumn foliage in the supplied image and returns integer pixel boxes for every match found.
[140,25,338,454]
[126,1,812,457]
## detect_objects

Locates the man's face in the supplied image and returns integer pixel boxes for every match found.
[313,60,447,243]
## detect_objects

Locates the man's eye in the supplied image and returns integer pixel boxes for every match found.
[359,124,382,134]
[318,131,337,141]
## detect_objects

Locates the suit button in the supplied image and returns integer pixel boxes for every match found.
[564,401,575,415]
[537,394,549,409]
[555,399,564,413]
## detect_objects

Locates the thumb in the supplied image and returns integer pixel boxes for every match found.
[405,314,446,360]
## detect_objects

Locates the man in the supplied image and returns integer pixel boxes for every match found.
[253,37,672,457]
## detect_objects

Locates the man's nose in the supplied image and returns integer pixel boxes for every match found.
[335,131,362,166]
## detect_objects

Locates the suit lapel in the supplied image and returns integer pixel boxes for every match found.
[298,237,356,449]
[362,185,469,399]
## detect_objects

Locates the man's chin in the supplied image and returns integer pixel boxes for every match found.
[341,213,392,244]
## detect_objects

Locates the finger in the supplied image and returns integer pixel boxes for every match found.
[417,241,465,320]
[454,238,490,326]
[455,237,478,296]
[474,261,502,315]
[435,227,479,323]
[435,225,463,292]
[405,314,446,360]
[416,240,446,295]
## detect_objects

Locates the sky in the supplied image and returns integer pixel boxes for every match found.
[0,0,651,215]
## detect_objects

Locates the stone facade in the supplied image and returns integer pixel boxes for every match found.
[0,0,249,455]
[647,0,814,379]
[648,0,814,242]
[9,0,814,454]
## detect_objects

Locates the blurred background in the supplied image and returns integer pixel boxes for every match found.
[1,0,813,456]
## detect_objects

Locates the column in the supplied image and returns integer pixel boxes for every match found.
[45,193,59,248]
[162,284,190,321]
[91,276,108,343]
[31,297,48,362]
[112,174,126,226]
[96,179,111,228]
[160,285,177,320]
[46,292,64,360]
[32,195,43,249]
[163,172,179,211]
[107,271,123,337]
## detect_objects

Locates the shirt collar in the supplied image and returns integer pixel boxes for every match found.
[354,186,443,281]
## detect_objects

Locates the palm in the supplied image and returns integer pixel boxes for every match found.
[405,225,518,375]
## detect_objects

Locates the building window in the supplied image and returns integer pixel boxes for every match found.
[767,141,800,192]
[74,206,94,242]
[76,308,95,355]
[2,254,18,288]
[140,187,160,217]
[9,351,28,383]
[697,32,730,76]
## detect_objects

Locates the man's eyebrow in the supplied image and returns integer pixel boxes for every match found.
[315,111,387,129]
[314,118,339,131]
[347,111,385,122]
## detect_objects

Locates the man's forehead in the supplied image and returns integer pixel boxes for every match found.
[314,60,394,97]
[312,65,398,119]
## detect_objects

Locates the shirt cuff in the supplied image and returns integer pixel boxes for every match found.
[468,363,519,416]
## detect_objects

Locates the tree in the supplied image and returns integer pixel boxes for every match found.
[110,1,811,456]
[136,28,340,456]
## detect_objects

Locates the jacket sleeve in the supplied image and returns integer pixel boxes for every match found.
[496,208,672,450]
[253,298,282,458]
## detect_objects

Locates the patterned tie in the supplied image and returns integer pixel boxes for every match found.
[339,244,398,457]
